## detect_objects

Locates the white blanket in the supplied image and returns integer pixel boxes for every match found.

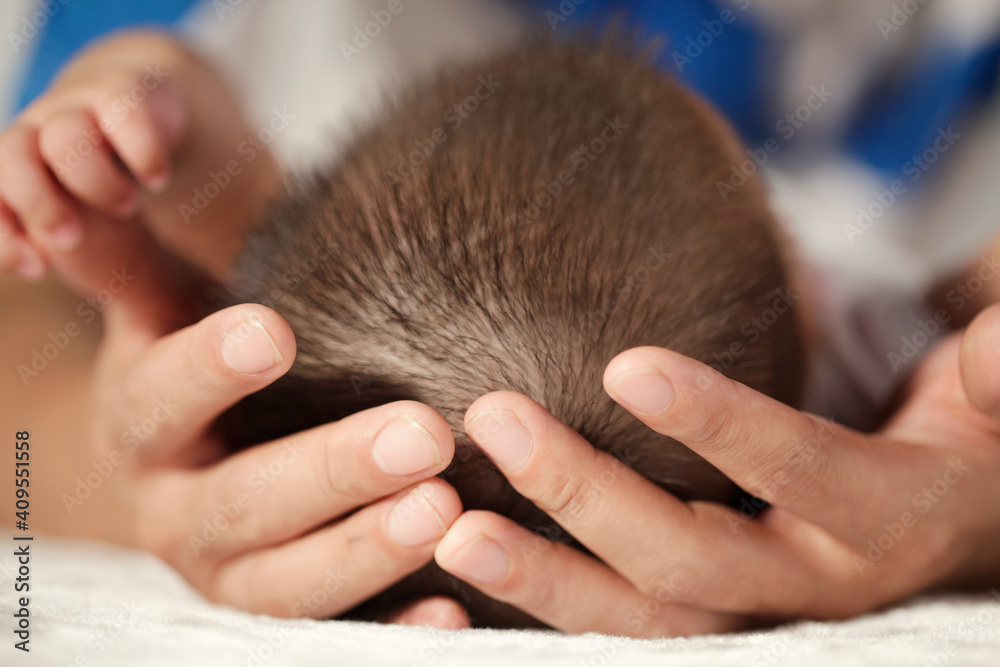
[3,537,998,667]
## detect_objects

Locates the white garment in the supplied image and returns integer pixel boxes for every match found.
[5,537,999,667]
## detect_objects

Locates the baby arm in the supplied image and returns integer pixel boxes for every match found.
[0,30,281,286]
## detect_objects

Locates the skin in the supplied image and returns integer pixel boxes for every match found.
[435,326,1000,634]
[3,30,1000,633]
[0,31,466,625]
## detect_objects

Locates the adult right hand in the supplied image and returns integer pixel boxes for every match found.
[99,301,463,619]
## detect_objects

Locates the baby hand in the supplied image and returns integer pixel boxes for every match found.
[0,51,185,282]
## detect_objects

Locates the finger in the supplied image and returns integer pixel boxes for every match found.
[205,479,462,619]
[601,346,891,540]
[388,597,472,629]
[38,108,138,216]
[0,201,46,280]
[93,80,184,190]
[463,391,856,616]
[167,399,455,559]
[436,511,741,637]
[103,305,296,463]
[960,305,1000,420]
[0,125,184,315]
[0,124,84,252]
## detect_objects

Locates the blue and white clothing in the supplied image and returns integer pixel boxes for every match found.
[6,0,1000,427]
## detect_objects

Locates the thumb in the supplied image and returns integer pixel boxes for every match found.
[959,304,1000,419]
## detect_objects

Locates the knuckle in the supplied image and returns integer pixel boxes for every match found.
[314,434,357,503]
[535,467,594,524]
[38,113,91,162]
[749,418,832,504]
[0,131,33,186]
[688,404,737,449]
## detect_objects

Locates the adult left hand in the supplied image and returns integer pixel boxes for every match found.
[433,306,1000,637]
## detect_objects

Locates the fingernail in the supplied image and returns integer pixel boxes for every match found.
[221,314,284,374]
[146,169,170,194]
[15,250,45,281]
[607,368,675,416]
[115,191,137,217]
[47,218,83,252]
[441,536,508,584]
[372,415,441,476]
[466,410,532,472]
[387,486,446,546]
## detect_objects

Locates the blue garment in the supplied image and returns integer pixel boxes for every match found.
[529,0,769,143]
[14,0,198,113]
[528,0,1000,178]
[17,0,1000,180]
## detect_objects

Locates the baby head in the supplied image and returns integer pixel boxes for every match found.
[219,35,805,624]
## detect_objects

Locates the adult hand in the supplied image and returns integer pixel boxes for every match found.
[96,299,463,620]
[435,310,1000,637]
[0,29,466,623]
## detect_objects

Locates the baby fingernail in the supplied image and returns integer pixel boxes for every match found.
[442,536,508,584]
[372,415,441,476]
[48,217,83,251]
[115,191,137,217]
[607,368,675,416]
[146,168,170,194]
[16,250,45,281]
[387,486,447,546]
[466,410,532,472]
[221,314,284,374]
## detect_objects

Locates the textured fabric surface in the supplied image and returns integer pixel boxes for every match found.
[2,537,998,667]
